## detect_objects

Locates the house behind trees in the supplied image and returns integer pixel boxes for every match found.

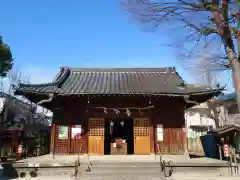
[215,93,240,126]
[0,92,51,158]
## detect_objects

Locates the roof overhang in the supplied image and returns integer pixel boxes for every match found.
[190,125,210,130]
[15,88,222,111]
[14,91,53,110]
[14,67,224,109]
[184,89,223,109]
[211,125,240,135]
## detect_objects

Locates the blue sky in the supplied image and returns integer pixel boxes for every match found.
[0,0,233,91]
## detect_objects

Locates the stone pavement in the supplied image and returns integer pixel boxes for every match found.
[16,154,227,165]
[5,154,238,179]
[3,174,240,180]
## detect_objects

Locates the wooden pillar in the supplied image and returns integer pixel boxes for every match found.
[50,123,57,158]
[53,126,57,158]
[68,126,71,155]
[50,124,56,153]
[183,126,188,155]
[153,122,157,154]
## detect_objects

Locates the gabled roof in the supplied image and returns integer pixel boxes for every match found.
[15,67,222,96]
[211,125,240,135]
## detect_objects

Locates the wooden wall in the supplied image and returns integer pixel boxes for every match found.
[50,95,186,155]
[153,97,186,154]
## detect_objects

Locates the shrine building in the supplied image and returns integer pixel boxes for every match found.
[15,67,222,155]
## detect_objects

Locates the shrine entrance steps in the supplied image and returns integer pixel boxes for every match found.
[1,154,236,178]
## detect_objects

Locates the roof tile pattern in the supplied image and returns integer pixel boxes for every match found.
[16,67,221,96]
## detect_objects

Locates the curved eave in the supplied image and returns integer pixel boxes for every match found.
[190,86,224,95]
[15,86,223,97]
[216,92,235,101]
[16,67,70,91]
[14,67,71,96]
[15,89,50,96]
[15,87,59,96]
[15,86,222,111]
[214,92,236,106]
[14,90,54,110]
[185,88,223,109]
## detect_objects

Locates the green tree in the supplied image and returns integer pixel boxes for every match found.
[120,0,240,110]
[0,36,13,77]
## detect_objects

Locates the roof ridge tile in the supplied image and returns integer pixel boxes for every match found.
[66,67,176,73]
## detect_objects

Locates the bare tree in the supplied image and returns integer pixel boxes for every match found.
[120,0,240,110]
[188,52,224,127]
[0,68,49,157]
[0,67,33,126]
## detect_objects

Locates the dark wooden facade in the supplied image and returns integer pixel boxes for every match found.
[15,67,222,155]
[48,96,185,155]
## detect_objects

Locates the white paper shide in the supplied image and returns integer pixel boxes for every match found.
[157,124,163,141]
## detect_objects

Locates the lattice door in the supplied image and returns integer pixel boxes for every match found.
[169,128,184,154]
[134,118,150,154]
[88,118,104,154]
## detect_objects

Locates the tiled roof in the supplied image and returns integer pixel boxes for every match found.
[15,67,222,96]
[211,124,240,135]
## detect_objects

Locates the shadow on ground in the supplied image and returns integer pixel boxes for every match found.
[188,153,205,159]
[1,162,22,179]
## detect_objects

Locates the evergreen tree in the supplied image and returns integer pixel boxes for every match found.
[0,36,13,77]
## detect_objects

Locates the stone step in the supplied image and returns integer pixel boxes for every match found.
[83,162,233,176]
[89,161,161,167]
[83,162,163,175]
[173,167,233,176]
[85,165,232,176]
[84,166,164,175]
[3,163,89,178]
[4,163,164,177]
[4,166,78,178]
[81,172,165,176]
[3,161,236,178]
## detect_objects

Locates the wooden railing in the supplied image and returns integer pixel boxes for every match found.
[232,147,240,175]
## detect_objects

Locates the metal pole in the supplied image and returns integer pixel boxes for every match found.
[233,148,238,175]
[77,141,80,165]
[218,145,222,160]
[53,124,56,160]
